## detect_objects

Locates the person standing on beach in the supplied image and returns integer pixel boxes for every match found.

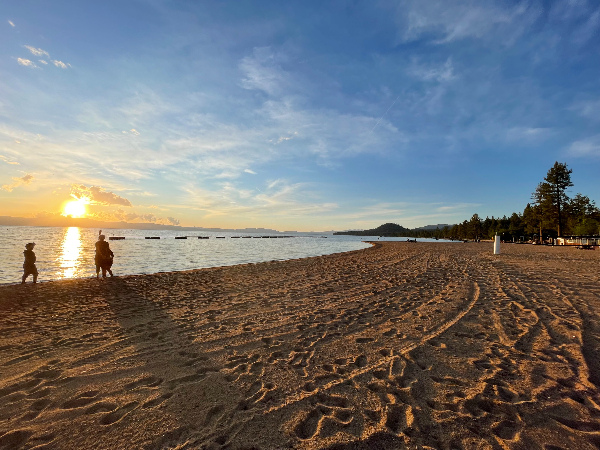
[22,242,38,284]
[95,235,114,278]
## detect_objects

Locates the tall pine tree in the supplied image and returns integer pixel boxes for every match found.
[533,162,573,237]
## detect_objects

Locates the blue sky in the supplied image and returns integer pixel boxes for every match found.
[1,0,599,231]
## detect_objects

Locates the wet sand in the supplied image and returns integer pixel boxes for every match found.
[1,242,600,449]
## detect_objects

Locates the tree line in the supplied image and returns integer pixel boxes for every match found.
[336,162,600,241]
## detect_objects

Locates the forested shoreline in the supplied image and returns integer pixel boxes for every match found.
[336,162,600,242]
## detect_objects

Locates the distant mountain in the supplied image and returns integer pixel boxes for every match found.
[414,224,453,230]
[334,223,410,236]
[0,216,284,233]
[0,215,340,235]
[333,222,456,237]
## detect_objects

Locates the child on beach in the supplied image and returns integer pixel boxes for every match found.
[22,242,38,284]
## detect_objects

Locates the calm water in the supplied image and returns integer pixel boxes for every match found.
[1,226,444,285]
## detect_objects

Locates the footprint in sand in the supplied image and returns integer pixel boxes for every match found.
[124,375,163,390]
[86,401,119,414]
[203,404,224,426]
[293,394,354,440]
[142,393,173,409]
[294,408,325,439]
[21,398,53,420]
[99,401,139,425]
[492,420,522,441]
[0,430,33,448]
[61,391,100,409]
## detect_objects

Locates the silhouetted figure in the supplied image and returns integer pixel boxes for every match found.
[95,235,114,278]
[22,242,38,284]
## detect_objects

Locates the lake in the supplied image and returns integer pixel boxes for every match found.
[2,226,445,285]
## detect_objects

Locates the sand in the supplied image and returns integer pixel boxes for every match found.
[1,241,600,449]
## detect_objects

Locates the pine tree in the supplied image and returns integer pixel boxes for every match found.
[543,162,573,237]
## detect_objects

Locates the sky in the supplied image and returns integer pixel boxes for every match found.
[1,0,600,232]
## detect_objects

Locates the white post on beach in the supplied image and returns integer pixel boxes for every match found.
[493,235,501,255]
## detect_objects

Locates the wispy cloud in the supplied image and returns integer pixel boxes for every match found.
[409,57,456,82]
[0,155,19,165]
[572,8,600,45]
[8,20,15,27]
[52,60,70,69]
[2,174,33,192]
[21,46,71,70]
[435,203,482,213]
[571,98,600,121]
[240,47,287,96]
[506,127,552,143]
[397,0,539,45]
[17,58,37,68]
[180,178,337,221]
[269,132,298,144]
[567,135,600,158]
[89,208,180,225]
[25,45,50,58]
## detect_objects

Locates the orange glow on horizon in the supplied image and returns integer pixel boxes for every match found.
[62,198,88,218]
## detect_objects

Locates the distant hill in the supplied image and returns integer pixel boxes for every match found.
[334,223,454,237]
[334,223,410,236]
[0,216,285,233]
[0,215,336,235]
[414,224,453,230]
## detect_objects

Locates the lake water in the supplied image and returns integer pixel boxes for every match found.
[1,226,443,285]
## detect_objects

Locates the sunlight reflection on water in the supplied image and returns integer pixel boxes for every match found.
[58,227,82,279]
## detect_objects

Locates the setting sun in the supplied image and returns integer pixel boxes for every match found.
[62,199,88,218]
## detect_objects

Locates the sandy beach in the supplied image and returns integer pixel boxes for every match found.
[1,242,600,449]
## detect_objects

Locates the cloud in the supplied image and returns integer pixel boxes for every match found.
[566,135,600,157]
[571,98,600,121]
[24,45,50,58]
[268,132,298,144]
[409,57,456,82]
[244,169,256,175]
[8,20,15,27]
[21,47,70,69]
[572,8,600,45]
[52,60,70,69]
[180,178,338,222]
[70,184,133,206]
[1,174,33,192]
[240,47,287,96]
[91,209,180,226]
[506,127,552,143]
[397,0,538,45]
[17,58,37,68]
[436,203,481,213]
[0,155,19,165]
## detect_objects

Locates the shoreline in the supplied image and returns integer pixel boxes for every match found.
[2,242,600,449]
[0,229,381,286]
[1,242,378,288]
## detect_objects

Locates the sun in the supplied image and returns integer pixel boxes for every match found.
[62,199,88,218]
